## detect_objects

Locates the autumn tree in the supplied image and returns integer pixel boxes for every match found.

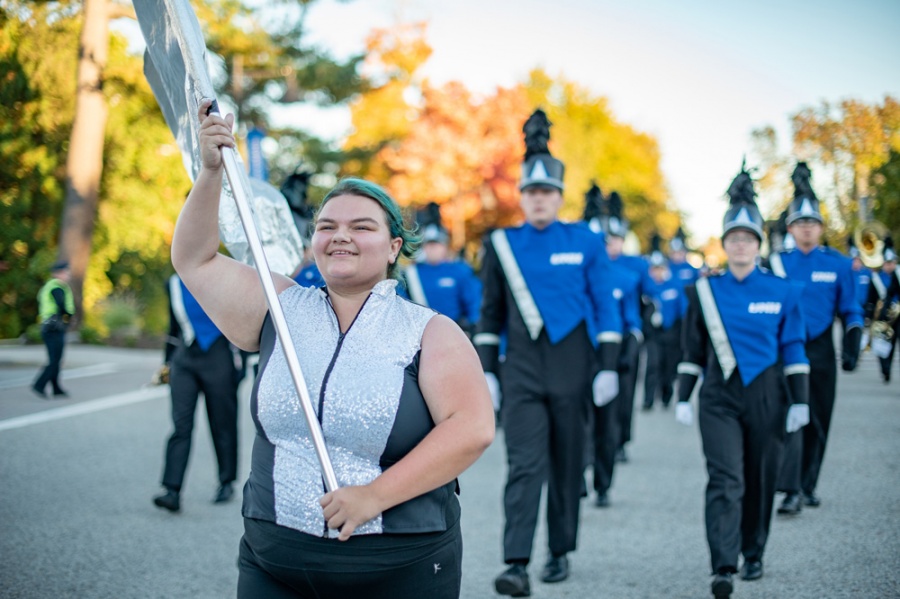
[524,69,677,250]
[791,96,900,230]
[345,40,675,253]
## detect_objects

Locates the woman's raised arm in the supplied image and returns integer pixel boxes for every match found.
[171,101,294,351]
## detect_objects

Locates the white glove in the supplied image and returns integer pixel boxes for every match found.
[651,311,663,328]
[592,371,619,407]
[786,404,810,433]
[860,331,869,350]
[485,372,501,412]
[872,336,891,359]
[675,402,693,426]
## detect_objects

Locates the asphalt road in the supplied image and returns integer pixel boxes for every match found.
[1,341,898,598]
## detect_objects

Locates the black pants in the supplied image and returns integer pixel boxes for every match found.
[878,320,899,379]
[500,326,593,563]
[777,329,836,495]
[34,327,66,394]
[616,334,640,448]
[592,334,638,494]
[238,517,462,599]
[643,323,681,408]
[699,367,786,574]
[161,336,238,491]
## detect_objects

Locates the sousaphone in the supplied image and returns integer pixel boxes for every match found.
[854,221,889,269]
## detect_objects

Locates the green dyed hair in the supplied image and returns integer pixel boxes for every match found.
[319,178,421,279]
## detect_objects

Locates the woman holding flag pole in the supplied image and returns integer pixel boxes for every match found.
[171,101,494,598]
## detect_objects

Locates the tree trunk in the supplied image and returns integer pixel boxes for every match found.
[58,0,110,327]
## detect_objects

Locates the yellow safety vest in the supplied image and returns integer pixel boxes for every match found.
[38,279,74,323]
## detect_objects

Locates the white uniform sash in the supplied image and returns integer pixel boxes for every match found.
[696,277,737,380]
[491,229,544,341]
[769,252,787,278]
[169,275,195,347]
[404,265,428,307]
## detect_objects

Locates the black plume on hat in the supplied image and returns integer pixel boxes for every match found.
[605,191,628,238]
[519,109,565,191]
[649,232,666,266]
[722,160,764,240]
[281,166,315,242]
[786,162,823,225]
[417,202,449,244]
[582,182,604,226]
[281,167,314,218]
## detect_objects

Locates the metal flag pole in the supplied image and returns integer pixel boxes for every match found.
[134,0,338,492]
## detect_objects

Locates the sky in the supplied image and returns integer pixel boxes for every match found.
[293,0,900,243]
[117,0,900,244]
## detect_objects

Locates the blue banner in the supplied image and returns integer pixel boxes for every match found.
[246,127,269,182]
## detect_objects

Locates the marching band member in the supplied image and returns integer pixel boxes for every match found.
[642,235,688,410]
[476,109,621,596]
[769,163,862,515]
[602,191,649,464]
[403,202,482,335]
[865,238,899,383]
[582,183,642,508]
[675,164,809,598]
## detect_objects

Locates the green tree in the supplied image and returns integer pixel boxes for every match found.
[1,4,189,339]
[0,4,80,338]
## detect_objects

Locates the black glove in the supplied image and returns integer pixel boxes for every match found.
[841,326,862,372]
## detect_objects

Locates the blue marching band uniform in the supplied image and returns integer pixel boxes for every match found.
[676,164,810,598]
[767,163,862,515]
[402,203,482,334]
[864,238,900,382]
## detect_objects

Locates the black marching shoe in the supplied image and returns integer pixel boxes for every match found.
[153,489,181,512]
[540,554,569,583]
[615,447,629,463]
[594,493,610,508]
[31,386,48,399]
[213,483,234,504]
[802,491,821,507]
[777,492,802,515]
[740,559,763,581]
[494,564,530,597]
[53,389,69,398]
[711,572,733,598]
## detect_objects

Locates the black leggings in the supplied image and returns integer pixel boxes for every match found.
[237,517,462,599]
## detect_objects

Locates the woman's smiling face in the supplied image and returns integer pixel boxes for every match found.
[312,194,402,289]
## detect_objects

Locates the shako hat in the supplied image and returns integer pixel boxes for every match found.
[519,109,565,191]
[722,160,764,240]
[786,162,824,225]
[416,202,449,244]
[648,233,667,267]
[669,226,688,252]
[605,191,629,238]
[885,236,898,263]
[582,182,604,233]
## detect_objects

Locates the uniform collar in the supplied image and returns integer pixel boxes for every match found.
[724,266,760,285]
[522,220,560,235]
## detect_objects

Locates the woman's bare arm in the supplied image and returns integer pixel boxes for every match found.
[171,101,294,351]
